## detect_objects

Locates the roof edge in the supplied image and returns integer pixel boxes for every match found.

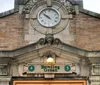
[0,0,100,18]
[76,1,100,18]
[0,9,18,18]
[0,0,19,18]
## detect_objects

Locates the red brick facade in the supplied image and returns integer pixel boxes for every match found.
[0,14,24,50]
[0,13,100,50]
[70,13,100,50]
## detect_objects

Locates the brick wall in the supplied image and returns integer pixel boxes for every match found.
[0,14,24,50]
[0,13,100,50]
[70,13,100,50]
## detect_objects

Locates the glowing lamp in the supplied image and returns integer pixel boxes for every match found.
[47,57,54,64]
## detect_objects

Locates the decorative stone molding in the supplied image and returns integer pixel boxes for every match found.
[92,64,100,75]
[23,0,37,14]
[89,64,100,85]
[90,76,100,85]
[0,9,18,18]
[0,38,100,61]
[0,67,8,76]
[0,76,11,85]
[22,0,77,14]
[38,34,61,45]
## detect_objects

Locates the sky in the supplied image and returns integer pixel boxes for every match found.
[0,0,100,14]
[83,0,100,14]
[0,0,14,13]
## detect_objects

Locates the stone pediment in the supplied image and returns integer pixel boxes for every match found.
[0,35,98,77]
[9,45,90,77]
[0,34,100,65]
[11,46,83,77]
[14,46,81,64]
[10,34,86,64]
[8,35,90,77]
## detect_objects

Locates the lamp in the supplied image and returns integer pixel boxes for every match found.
[47,57,54,65]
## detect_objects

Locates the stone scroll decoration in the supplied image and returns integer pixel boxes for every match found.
[38,34,61,45]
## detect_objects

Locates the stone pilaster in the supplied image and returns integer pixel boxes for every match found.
[90,64,100,85]
[0,76,11,85]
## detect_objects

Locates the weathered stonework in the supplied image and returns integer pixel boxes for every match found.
[0,0,100,85]
[0,12,100,50]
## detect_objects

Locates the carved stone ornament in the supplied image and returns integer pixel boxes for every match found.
[38,34,61,45]
[92,64,100,75]
[43,51,56,58]
[67,6,75,14]
[22,0,76,14]
[23,0,38,13]
[0,66,8,76]
[22,0,77,34]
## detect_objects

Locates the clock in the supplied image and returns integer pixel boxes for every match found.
[29,1,70,34]
[37,7,61,28]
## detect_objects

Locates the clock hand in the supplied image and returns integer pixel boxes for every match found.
[43,13,51,20]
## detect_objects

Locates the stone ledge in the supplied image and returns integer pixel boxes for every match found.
[0,76,11,81]
[89,76,100,81]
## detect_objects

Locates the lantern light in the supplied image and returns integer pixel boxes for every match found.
[47,57,54,64]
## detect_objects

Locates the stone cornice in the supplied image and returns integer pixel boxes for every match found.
[76,1,100,19]
[0,43,37,57]
[0,39,100,58]
[0,9,18,18]
[0,0,19,18]
[0,76,11,81]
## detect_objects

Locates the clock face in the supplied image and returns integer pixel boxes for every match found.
[37,8,61,28]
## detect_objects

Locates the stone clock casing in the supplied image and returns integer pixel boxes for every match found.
[29,0,70,34]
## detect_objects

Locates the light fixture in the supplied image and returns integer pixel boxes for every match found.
[47,57,55,65]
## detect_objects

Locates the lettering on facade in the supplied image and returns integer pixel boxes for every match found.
[41,65,60,72]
